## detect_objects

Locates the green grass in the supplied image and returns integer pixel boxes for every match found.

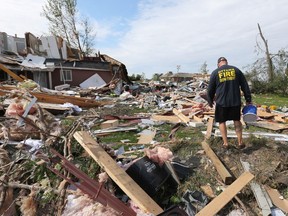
[252,93,288,107]
[99,131,139,144]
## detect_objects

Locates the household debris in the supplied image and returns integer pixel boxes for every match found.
[0,34,288,214]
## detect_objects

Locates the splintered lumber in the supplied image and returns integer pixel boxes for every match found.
[201,141,233,185]
[0,88,110,108]
[30,92,110,108]
[73,131,163,215]
[151,114,180,124]
[196,171,254,216]
[172,108,190,124]
[205,117,214,140]
[0,63,24,82]
[241,160,272,216]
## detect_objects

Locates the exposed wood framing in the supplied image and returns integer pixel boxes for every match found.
[0,63,24,82]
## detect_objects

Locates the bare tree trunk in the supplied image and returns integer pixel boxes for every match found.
[257,23,274,81]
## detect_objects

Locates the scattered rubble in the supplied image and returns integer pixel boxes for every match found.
[0,51,288,215]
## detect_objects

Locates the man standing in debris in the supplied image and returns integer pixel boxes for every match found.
[207,57,252,149]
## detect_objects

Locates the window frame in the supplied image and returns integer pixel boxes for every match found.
[60,69,72,81]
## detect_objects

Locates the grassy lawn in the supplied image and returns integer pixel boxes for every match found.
[252,93,288,108]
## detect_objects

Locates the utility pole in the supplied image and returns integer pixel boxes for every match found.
[177,65,181,73]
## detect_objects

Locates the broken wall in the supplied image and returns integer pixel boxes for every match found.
[0,32,25,55]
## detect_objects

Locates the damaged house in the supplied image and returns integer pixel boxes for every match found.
[0,31,131,89]
[161,72,209,83]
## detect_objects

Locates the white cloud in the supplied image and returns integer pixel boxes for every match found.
[1,0,288,79]
[104,0,288,78]
[0,0,47,37]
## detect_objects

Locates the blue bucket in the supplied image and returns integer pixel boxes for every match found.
[242,105,257,122]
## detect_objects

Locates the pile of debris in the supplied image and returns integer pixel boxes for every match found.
[0,71,288,216]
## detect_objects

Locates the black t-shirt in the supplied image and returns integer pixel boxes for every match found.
[207,64,251,107]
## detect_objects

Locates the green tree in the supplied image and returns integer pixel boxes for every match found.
[135,74,142,81]
[129,74,136,81]
[42,0,95,56]
[245,48,288,95]
[152,73,162,81]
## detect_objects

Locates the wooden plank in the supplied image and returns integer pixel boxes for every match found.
[19,74,28,80]
[202,111,215,115]
[172,108,190,124]
[196,171,254,216]
[31,91,110,108]
[0,88,111,108]
[201,141,233,184]
[274,115,287,123]
[93,127,138,135]
[100,120,119,129]
[241,160,272,216]
[248,121,288,131]
[0,63,24,82]
[151,114,180,124]
[192,115,203,123]
[264,185,288,213]
[73,131,163,215]
[205,117,214,140]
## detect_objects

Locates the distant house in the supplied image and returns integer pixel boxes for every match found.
[0,31,131,89]
[161,72,195,82]
[160,71,210,83]
[160,71,173,81]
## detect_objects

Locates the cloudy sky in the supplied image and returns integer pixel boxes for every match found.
[1,0,288,78]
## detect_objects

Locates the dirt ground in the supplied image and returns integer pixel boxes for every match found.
[98,103,288,215]
[211,136,288,215]
[1,100,287,215]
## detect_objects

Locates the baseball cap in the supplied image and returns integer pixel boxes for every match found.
[217,57,227,63]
